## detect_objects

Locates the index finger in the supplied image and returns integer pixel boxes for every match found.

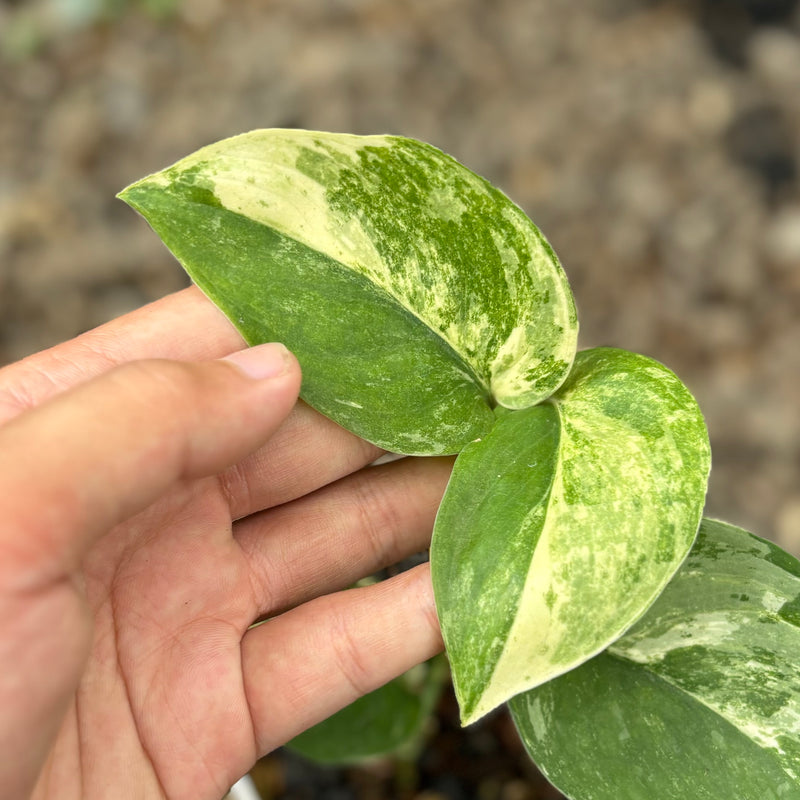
[0,286,244,422]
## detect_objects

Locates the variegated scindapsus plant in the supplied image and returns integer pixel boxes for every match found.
[119,130,800,800]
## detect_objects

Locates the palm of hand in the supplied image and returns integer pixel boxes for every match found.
[0,289,448,800]
[64,477,260,799]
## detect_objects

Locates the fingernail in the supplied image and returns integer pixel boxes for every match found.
[223,343,292,380]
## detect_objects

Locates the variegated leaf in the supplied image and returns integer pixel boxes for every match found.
[286,657,446,765]
[118,129,577,455]
[431,347,710,724]
[510,518,800,800]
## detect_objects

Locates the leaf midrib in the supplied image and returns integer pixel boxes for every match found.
[466,398,563,722]
[178,181,498,407]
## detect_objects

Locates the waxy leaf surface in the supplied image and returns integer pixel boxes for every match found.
[118,129,577,454]
[287,659,445,764]
[511,519,800,800]
[431,347,710,723]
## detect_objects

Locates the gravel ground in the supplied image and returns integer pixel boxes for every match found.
[2,1,799,797]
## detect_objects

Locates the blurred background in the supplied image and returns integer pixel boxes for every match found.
[1,0,799,797]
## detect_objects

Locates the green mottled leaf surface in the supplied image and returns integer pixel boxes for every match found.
[511,519,800,800]
[286,659,445,764]
[118,129,577,454]
[431,347,710,723]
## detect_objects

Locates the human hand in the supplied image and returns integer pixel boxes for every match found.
[0,287,449,800]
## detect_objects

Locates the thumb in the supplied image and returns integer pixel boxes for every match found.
[0,342,301,589]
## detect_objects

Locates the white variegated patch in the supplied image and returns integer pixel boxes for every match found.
[434,348,711,724]
[509,520,800,800]
[606,519,800,783]
[612,611,743,664]
[128,129,577,411]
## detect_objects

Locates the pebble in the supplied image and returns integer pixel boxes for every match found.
[764,204,800,266]
[749,27,800,87]
[776,497,800,554]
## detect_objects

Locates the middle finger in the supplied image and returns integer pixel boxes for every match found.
[218,400,383,520]
[234,455,454,618]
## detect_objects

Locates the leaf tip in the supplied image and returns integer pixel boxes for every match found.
[453,681,504,728]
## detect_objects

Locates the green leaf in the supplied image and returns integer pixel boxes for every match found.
[510,519,800,800]
[285,659,445,765]
[118,129,577,455]
[431,347,710,724]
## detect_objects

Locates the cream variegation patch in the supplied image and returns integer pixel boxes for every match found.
[447,349,710,724]
[144,129,577,409]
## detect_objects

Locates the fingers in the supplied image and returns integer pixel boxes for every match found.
[0,285,388,522]
[218,400,383,520]
[0,287,244,423]
[235,456,454,616]
[0,283,388,521]
[0,343,301,590]
[241,563,443,755]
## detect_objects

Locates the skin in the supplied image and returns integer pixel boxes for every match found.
[0,287,451,800]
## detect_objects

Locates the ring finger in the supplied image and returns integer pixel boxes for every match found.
[234,455,454,617]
